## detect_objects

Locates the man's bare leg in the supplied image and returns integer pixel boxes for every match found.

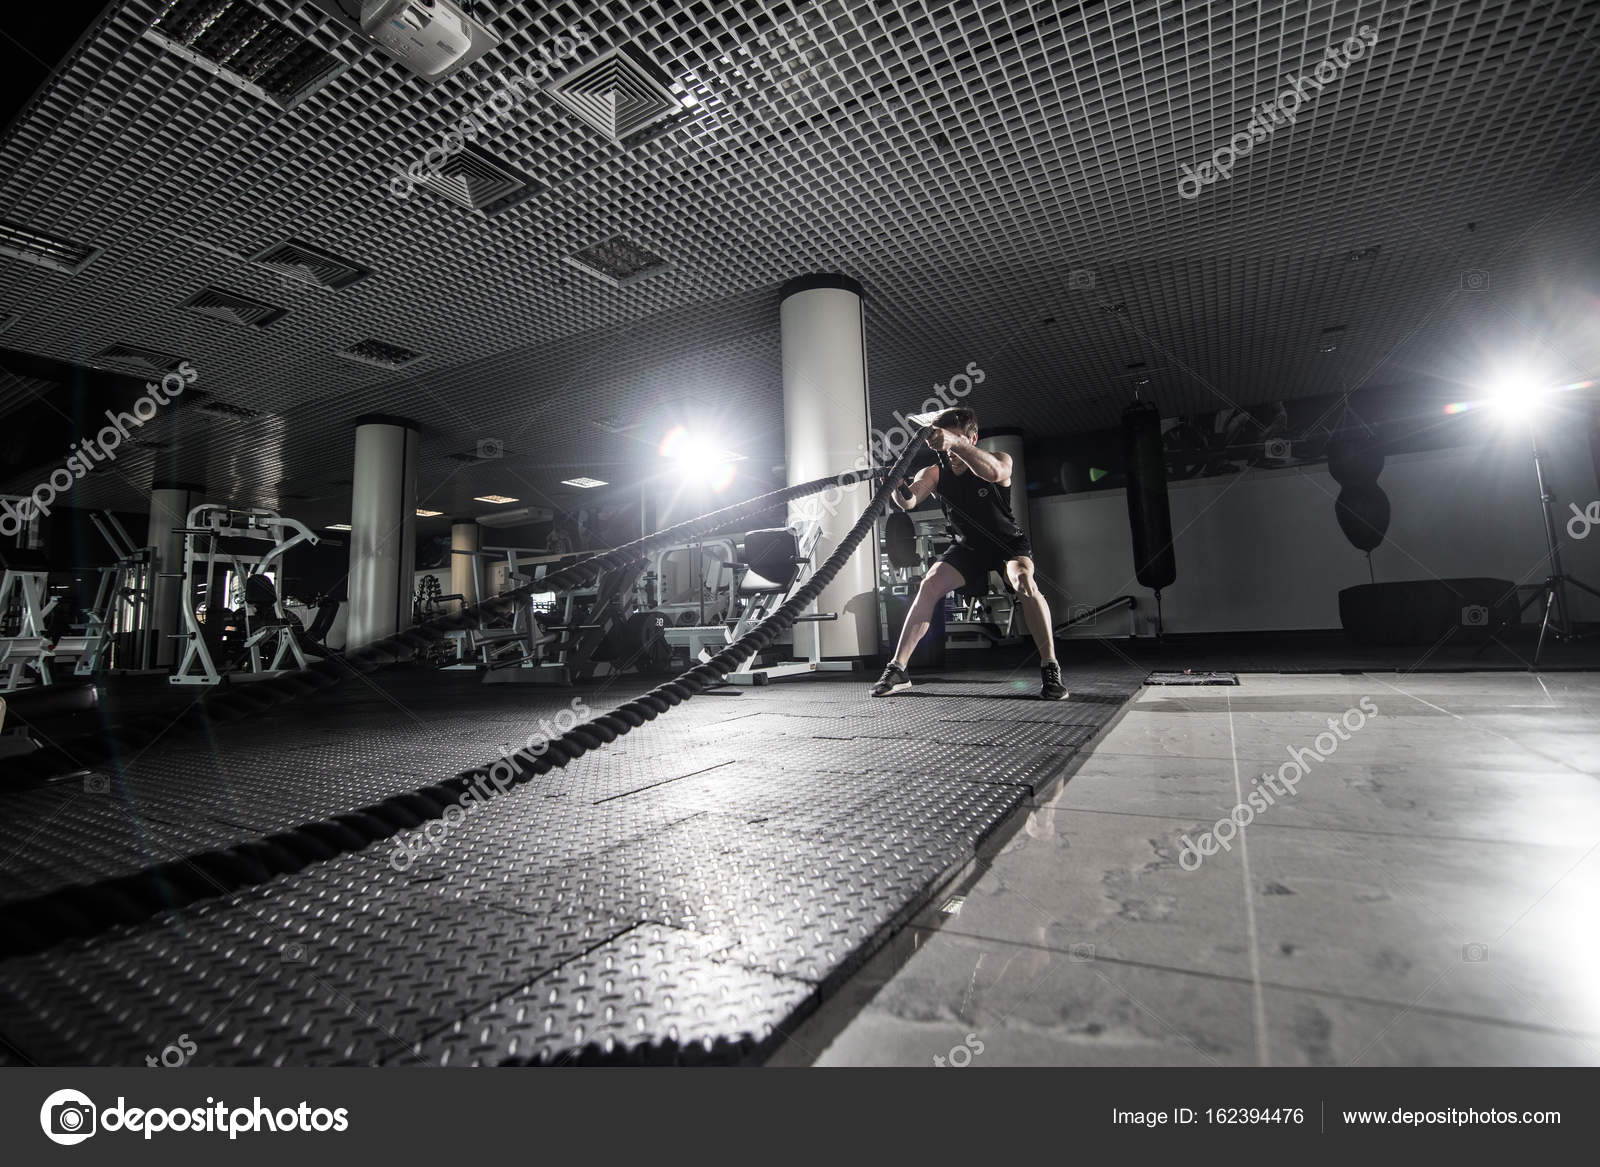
[873,561,965,697]
[1005,556,1056,662]
[892,560,965,667]
[1007,556,1067,699]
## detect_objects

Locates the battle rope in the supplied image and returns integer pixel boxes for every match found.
[0,430,927,957]
[5,462,892,782]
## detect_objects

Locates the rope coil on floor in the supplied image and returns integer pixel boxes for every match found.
[0,431,927,957]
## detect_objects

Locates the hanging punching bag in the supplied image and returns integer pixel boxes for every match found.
[1123,400,1177,593]
[1334,480,1391,552]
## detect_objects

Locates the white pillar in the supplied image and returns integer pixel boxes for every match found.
[347,415,419,652]
[979,428,1030,544]
[149,480,203,668]
[450,518,479,606]
[780,274,876,658]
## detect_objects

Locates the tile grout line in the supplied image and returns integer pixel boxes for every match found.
[1366,673,1597,778]
[1225,690,1271,1068]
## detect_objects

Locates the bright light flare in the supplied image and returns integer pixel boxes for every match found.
[1444,369,1593,421]
[659,425,742,491]
[1484,365,1552,422]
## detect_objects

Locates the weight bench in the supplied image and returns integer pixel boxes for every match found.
[1,548,58,691]
[712,522,846,685]
[0,681,97,764]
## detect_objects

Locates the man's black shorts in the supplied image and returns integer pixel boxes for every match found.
[937,534,1033,590]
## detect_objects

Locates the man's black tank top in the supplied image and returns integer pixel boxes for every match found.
[936,449,1023,546]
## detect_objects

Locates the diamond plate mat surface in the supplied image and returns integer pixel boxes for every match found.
[0,665,1138,1064]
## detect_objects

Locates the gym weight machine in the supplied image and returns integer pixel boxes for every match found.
[170,505,329,685]
[53,511,157,677]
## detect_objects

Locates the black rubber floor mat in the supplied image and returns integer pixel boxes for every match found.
[0,664,1142,1065]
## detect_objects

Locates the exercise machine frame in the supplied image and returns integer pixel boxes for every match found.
[170,505,324,685]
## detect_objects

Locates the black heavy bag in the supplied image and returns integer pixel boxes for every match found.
[1326,436,1385,486]
[1335,481,1391,552]
[1123,400,1177,591]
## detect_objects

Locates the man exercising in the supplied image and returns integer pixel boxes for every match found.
[872,407,1067,700]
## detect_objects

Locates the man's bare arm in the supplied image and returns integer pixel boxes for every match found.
[892,464,940,510]
[944,434,1011,484]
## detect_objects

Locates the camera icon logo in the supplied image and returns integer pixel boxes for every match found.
[1461,270,1489,291]
[1462,942,1489,963]
[83,774,109,794]
[477,438,504,460]
[932,1032,985,1067]
[1460,604,1489,627]
[1264,438,1292,462]
[40,1088,97,1145]
[1067,268,1096,290]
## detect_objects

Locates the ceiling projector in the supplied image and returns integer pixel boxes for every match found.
[319,0,498,82]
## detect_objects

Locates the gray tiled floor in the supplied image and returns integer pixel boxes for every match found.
[794,671,1600,1067]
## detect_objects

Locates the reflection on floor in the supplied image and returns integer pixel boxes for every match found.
[794,671,1600,1066]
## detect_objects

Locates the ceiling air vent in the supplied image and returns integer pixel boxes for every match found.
[0,218,99,274]
[196,398,265,420]
[548,45,684,143]
[565,235,669,288]
[91,344,185,374]
[417,144,542,215]
[445,446,514,463]
[249,239,372,289]
[145,0,347,111]
[184,286,288,328]
[336,339,422,370]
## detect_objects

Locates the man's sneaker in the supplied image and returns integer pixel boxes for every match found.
[871,662,912,698]
[1040,661,1069,701]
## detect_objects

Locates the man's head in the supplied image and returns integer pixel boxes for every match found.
[931,407,979,441]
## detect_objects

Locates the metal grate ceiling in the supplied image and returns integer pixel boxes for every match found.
[0,217,98,274]
[417,143,544,215]
[89,342,187,374]
[549,44,687,142]
[566,234,671,287]
[0,0,1597,528]
[336,337,424,370]
[248,238,372,289]
[183,284,288,328]
[146,0,347,110]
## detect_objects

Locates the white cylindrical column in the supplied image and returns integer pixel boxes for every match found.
[979,428,1030,544]
[149,480,203,668]
[347,415,420,652]
[450,518,480,606]
[780,274,876,658]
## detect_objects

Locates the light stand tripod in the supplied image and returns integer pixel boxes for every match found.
[1512,430,1600,665]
